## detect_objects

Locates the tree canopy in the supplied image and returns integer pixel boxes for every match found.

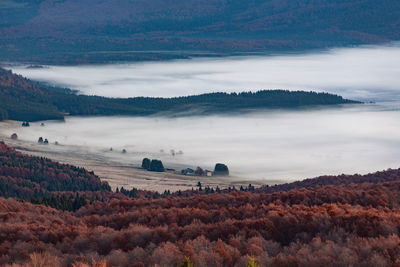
[0,68,360,122]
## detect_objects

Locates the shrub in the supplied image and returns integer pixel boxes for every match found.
[149,159,165,172]
[142,158,151,169]
[214,163,229,176]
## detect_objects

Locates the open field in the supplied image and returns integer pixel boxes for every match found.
[0,120,269,192]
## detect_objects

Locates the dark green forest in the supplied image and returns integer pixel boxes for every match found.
[0,68,360,122]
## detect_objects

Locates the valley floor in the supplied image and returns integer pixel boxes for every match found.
[0,121,269,192]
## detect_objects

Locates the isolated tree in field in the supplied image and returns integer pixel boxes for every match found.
[149,159,164,172]
[214,163,229,176]
[142,158,151,169]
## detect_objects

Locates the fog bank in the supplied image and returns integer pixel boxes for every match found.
[8,43,400,101]
[3,103,400,182]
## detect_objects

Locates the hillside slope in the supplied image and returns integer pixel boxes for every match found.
[0,68,360,122]
[0,142,112,210]
[0,0,399,63]
[2,141,400,265]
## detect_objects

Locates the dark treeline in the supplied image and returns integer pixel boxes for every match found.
[31,193,89,212]
[255,168,400,194]
[0,68,360,122]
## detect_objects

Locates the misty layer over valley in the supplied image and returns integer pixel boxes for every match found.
[9,44,400,101]
[3,44,400,187]
[3,102,400,185]
[3,1,400,266]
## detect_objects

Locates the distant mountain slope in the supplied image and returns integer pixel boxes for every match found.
[0,0,399,63]
[0,68,360,122]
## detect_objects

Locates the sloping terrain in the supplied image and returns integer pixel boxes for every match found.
[0,0,399,63]
[1,141,400,266]
[0,142,112,210]
[0,68,359,122]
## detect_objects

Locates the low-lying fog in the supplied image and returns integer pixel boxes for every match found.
[4,44,400,183]
[8,43,400,101]
[4,103,400,182]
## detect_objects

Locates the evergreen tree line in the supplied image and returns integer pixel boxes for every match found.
[0,68,361,122]
[31,192,88,211]
[0,143,111,210]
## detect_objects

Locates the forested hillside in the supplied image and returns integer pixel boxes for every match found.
[0,68,359,122]
[0,142,111,210]
[1,141,400,266]
[0,0,399,63]
[3,173,400,266]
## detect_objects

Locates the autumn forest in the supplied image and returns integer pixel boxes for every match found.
[1,142,400,266]
[1,0,399,266]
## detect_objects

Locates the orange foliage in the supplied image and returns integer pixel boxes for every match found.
[2,142,400,265]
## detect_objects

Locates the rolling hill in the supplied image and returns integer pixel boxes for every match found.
[0,0,399,63]
[0,68,360,122]
[1,141,400,266]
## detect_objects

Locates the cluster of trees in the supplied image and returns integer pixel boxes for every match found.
[117,187,138,198]
[0,68,360,122]
[0,68,65,121]
[31,193,88,211]
[38,137,49,144]
[4,141,400,265]
[255,168,400,194]
[3,176,400,266]
[0,143,110,192]
[142,158,165,172]
[0,142,111,210]
[184,163,229,177]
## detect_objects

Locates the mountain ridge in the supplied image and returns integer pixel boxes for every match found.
[0,67,360,122]
[0,0,399,63]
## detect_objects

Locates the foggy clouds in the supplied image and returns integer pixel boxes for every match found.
[4,103,400,182]
[4,44,400,183]
[8,43,400,101]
